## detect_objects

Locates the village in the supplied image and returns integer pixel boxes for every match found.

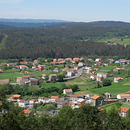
[1,57,130,117]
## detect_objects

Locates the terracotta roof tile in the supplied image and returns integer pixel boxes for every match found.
[119,107,129,113]
[64,89,73,92]
[91,95,100,100]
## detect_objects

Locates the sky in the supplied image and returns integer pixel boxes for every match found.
[0,0,130,22]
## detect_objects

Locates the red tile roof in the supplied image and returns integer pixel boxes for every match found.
[51,96,58,99]
[23,110,32,114]
[119,94,130,97]
[119,107,129,113]
[64,89,73,92]
[91,95,100,100]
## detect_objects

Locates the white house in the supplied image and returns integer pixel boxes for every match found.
[117,94,130,99]
[42,74,47,79]
[114,77,123,83]
[78,62,84,67]
[18,100,29,108]
[67,71,75,77]
[90,75,97,81]
[63,89,73,96]
[74,66,78,70]
[95,58,102,63]
[29,99,35,104]
[50,96,59,102]
[38,97,44,103]
[119,107,129,117]
[53,68,60,73]
[43,98,50,103]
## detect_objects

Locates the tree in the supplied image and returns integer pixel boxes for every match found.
[102,79,112,87]
[33,103,38,113]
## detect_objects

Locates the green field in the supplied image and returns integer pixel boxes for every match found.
[100,102,130,112]
[98,37,130,45]
[89,81,130,95]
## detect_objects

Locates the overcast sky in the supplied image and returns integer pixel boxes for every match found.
[0,0,130,22]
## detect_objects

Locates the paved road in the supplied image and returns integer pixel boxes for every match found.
[63,67,85,80]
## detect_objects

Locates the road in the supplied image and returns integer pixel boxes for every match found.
[63,67,85,80]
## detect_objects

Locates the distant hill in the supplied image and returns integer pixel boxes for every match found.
[0,19,130,28]
[0,24,16,30]
[0,18,67,23]
[44,21,130,28]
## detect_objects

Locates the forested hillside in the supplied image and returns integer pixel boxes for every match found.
[0,26,130,59]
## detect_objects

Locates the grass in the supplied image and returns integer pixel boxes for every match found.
[44,82,65,89]
[89,82,130,95]
[98,37,130,45]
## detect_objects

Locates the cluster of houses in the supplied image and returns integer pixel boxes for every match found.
[84,58,130,83]
[4,89,130,118]
[17,76,39,86]
[50,58,84,65]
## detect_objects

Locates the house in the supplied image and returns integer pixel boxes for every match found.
[42,74,47,79]
[18,100,29,108]
[105,92,115,99]
[65,58,72,62]
[43,98,50,103]
[33,60,39,65]
[95,58,102,63]
[103,73,109,79]
[90,95,102,106]
[50,96,59,102]
[38,67,44,71]
[53,59,57,62]
[70,95,78,101]
[30,79,39,86]
[94,68,99,71]
[74,66,78,70]
[20,65,27,70]
[90,75,97,81]
[119,107,129,117]
[126,97,130,102]
[17,77,23,83]
[23,76,30,81]
[49,74,57,82]
[85,67,91,70]
[38,97,44,103]
[73,58,80,61]
[70,94,85,101]
[29,99,35,104]
[97,62,103,66]
[23,110,33,117]
[56,98,68,108]
[113,68,120,73]
[117,94,130,99]
[7,63,16,67]
[58,58,65,62]
[78,62,84,67]
[56,98,64,108]
[68,99,85,109]
[20,62,28,65]
[63,89,73,96]
[10,94,22,100]
[62,67,70,72]
[88,59,94,62]
[53,68,60,73]
[96,72,104,82]
[114,77,123,83]
[86,69,92,74]
[19,80,25,85]
[67,71,75,77]
[24,71,29,74]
